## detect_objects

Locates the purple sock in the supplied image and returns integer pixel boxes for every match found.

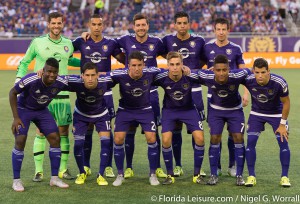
[218,142,222,169]
[172,130,182,167]
[228,136,235,168]
[83,129,93,167]
[125,130,135,169]
[209,143,220,176]
[276,135,290,177]
[99,137,110,176]
[234,143,245,176]
[155,131,162,168]
[74,135,85,174]
[49,147,61,176]
[107,131,114,167]
[148,142,159,175]
[194,144,205,176]
[114,143,125,175]
[162,146,173,175]
[245,134,259,177]
[12,148,24,179]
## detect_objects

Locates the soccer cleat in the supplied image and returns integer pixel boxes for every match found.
[173,166,183,177]
[113,174,124,186]
[149,174,160,186]
[84,166,92,176]
[280,176,291,187]
[50,176,69,188]
[75,173,86,185]
[97,174,108,186]
[200,168,206,177]
[162,175,175,185]
[228,166,236,177]
[193,174,205,184]
[12,179,24,192]
[236,175,245,186]
[207,175,218,185]
[58,169,75,180]
[217,168,222,176]
[245,176,256,187]
[105,167,115,178]
[33,172,43,182]
[156,168,167,178]
[124,168,134,179]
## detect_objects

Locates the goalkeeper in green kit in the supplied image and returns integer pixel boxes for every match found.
[15,12,80,181]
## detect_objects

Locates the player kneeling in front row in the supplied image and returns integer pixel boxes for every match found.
[9,58,69,192]
[154,52,205,185]
[243,58,291,187]
[66,62,113,185]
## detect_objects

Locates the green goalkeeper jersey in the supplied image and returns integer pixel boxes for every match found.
[16,34,75,95]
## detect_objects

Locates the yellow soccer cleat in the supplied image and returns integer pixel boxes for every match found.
[97,174,108,186]
[280,176,291,187]
[84,166,92,176]
[200,168,206,177]
[124,168,134,179]
[245,176,256,187]
[173,166,183,177]
[75,173,86,185]
[156,168,167,178]
[162,175,175,185]
[58,169,75,180]
[105,166,115,178]
[193,174,205,184]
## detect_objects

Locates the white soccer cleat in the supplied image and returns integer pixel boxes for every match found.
[149,174,160,186]
[227,166,236,177]
[113,174,124,186]
[12,179,24,192]
[50,176,69,188]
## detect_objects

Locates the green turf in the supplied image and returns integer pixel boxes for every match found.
[1,69,300,204]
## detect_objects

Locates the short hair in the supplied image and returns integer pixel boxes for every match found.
[81,62,98,74]
[174,11,190,23]
[253,58,269,70]
[133,13,149,25]
[166,51,183,62]
[214,17,230,29]
[89,14,103,21]
[128,51,145,62]
[48,12,63,22]
[45,57,59,69]
[214,54,229,66]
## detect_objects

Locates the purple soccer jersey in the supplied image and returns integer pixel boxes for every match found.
[110,67,161,110]
[162,34,206,70]
[243,73,289,115]
[153,72,203,133]
[115,34,165,67]
[72,37,122,72]
[199,69,251,109]
[66,75,113,116]
[14,73,68,110]
[204,41,245,70]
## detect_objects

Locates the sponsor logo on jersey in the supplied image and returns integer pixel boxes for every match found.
[172,91,184,100]
[217,90,228,97]
[37,95,49,104]
[85,96,96,103]
[257,94,268,103]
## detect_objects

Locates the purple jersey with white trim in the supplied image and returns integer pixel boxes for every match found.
[162,34,205,70]
[204,41,244,69]
[110,67,161,110]
[153,71,199,109]
[66,75,113,116]
[72,37,122,72]
[243,73,289,115]
[116,34,165,67]
[14,73,68,110]
[198,69,251,108]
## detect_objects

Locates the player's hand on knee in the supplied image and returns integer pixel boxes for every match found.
[11,118,24,134]
[275,124,289,142]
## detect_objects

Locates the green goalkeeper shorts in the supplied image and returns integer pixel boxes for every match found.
[48,97,72,126]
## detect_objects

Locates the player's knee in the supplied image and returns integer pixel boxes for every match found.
[231,133,244,143]
[58,125,69,136]
[114,133,125,144]
[15,137,26,150]
[47,133,60,147]
[210,135,221,144]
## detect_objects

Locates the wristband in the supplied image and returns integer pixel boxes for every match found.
[280,119,287,125]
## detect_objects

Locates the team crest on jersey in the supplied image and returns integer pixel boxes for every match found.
[51,88,58,94]
[182,83,189,90]
[229,85,235,91]
[189,41,196,48]
[268,89,274,95]
[149,44,154,51]
[226,49,232,55]
[143,79,149,86]
[98,89,104,95]
[19,81,24,88]
[102,45,108,52]
[64,46,69,53]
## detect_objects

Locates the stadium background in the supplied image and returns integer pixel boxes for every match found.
[1,0,300,203]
